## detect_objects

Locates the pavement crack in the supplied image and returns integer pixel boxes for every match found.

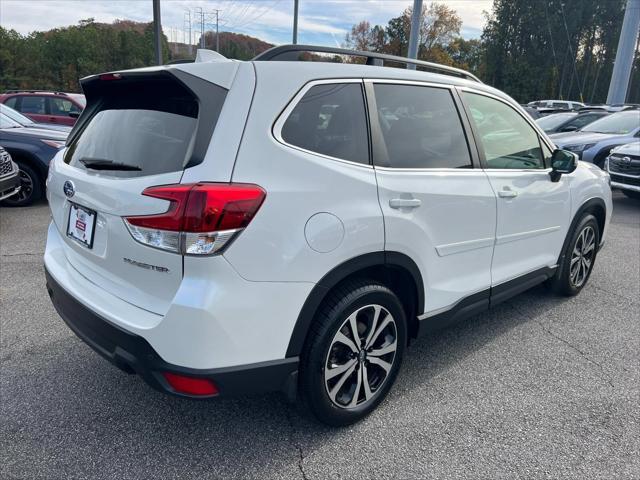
[1,252,41,257]
[589,284,638,305]
[284,403,309,480]
[508,302,616,389]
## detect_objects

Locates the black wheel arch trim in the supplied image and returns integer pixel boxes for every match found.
[285,251,424,358]
[560,197,606,262]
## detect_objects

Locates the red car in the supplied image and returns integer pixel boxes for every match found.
[0,91,85,126]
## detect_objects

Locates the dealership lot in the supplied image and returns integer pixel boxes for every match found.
[1,193,638,479]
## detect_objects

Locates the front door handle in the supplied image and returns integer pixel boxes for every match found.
[389,198,421,209]
[498,189,518,198]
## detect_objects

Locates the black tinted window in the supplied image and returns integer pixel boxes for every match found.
[20,96,46,114]
[65,76,207,177]
[373,84,472,168]
[281,83,369,164]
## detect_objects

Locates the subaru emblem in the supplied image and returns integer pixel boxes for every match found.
[622,156,631,165]
[63,180,75,198]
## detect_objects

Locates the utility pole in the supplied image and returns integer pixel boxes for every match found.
[607,0,640,104]
[184,10,192,56]
[215,9,220,52]
[292,0,299,44]
[152,0,162,65]
[407,0,423,69]
[194,7,204,48]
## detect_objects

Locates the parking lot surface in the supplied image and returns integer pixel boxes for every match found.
[1,193,639,479]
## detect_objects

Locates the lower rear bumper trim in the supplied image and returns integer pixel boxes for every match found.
[45,266,299,398]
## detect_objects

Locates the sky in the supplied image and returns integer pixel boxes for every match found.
[0,0,492,46]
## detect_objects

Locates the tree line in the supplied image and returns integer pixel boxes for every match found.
[0,1,638,103]
[345,0,639,103]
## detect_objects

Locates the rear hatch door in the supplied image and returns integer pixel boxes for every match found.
[48,69,227,315]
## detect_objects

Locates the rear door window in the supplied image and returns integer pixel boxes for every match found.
[20,96,46,114]
[49,97,81,116]
[280,83,369,164]
[372,83,472,169]
[65,76,212,177]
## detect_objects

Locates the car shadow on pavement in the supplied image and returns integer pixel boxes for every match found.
[1,281,575,478]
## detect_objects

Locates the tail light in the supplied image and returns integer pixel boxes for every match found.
[124,183,265,255]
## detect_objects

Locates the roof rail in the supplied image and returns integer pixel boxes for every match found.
[3,89,70,95]
[252,44,481,83]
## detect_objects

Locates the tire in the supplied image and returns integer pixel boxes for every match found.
[1,162,42,207]
[547,214,600,296]
[299,279,407,426]
[622,190,640,200]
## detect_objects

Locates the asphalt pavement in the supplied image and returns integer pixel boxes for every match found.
[1,192,638,479]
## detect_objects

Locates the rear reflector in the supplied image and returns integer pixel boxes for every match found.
[162,372,219,396]
[124,183,265,255]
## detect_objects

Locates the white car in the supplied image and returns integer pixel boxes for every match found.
[44,46,612,426]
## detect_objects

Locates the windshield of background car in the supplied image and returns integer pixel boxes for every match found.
[581,111,640,134]
[0,104,34,125]
[536,112,575,129]
[0,113,22,128]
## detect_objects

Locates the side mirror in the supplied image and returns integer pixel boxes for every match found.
[549,149,578,182]
[68,111,80,118]
[561,125,578,132]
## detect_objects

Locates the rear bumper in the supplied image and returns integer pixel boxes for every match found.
[45,267,299,398]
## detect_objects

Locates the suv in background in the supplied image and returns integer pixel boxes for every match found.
[550,110,640,167]
[528,100,585,111]
[536,110,609,134]
[44,46,612,426]
[0,91,85,126]
[606,142,640,200]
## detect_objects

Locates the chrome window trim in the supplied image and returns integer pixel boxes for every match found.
[272,78,373,169]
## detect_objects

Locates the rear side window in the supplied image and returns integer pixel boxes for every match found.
[20,96,46,114]
[65,75,209,177]
[281,83,369,164]
[373,84,472,168]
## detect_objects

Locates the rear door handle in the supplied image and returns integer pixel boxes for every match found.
[389,198,421,209]
[498,189,518,198]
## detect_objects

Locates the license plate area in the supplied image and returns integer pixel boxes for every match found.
[67,202,97,249]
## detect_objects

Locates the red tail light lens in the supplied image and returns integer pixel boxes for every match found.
[162,372,219,396]
[124,183,265,255]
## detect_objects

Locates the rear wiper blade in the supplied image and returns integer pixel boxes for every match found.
[79,158,141,171]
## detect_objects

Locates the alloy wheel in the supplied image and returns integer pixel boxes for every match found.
[7,169,33,204]
[569,225,596,288]
[324,304,398,409]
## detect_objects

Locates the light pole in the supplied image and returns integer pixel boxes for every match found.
[407,0,423,69]
[607,0,640,104]
[152,0,162,65]
[293,0,299,44]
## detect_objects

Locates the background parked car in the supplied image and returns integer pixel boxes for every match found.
[521,105,542,119]
[536,110,609,133]
[528,99,585,111]
[0,146,20,202]
[606,141,640,200]
[1,104,72,133]
[0,91,85,126]
[0,117,66,206]
[549,110,640,168]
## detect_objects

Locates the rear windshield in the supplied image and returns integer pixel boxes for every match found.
[65,76,200,177]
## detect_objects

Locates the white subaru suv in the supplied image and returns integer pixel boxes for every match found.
[44,46,612,426]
